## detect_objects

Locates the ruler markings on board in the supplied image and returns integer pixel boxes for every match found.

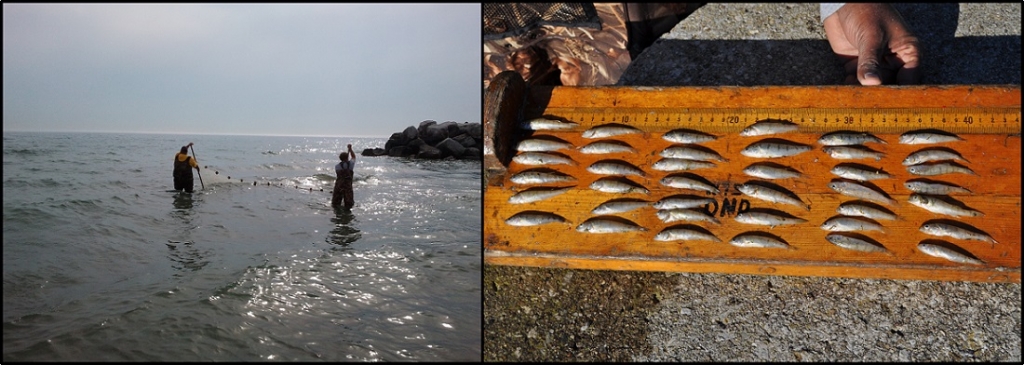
[545,107,1021,134]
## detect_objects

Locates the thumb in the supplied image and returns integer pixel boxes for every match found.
[857,37,885,86]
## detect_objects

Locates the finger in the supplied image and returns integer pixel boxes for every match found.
[855,32,886,86]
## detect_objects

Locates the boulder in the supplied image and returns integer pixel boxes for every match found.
[418,120,437,136]
[417,145,443,159]
[436,137,466,158]
[421,124,449,145]
[461,147,482,160]
[452,133,476,148]
[387,146,408,157]
[361,148,386,156]
[402,126,418,142]
[439,121,460,137]
[406,138,426,154]
[385,132,406,151]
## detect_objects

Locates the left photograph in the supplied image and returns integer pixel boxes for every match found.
[2,3,482,361]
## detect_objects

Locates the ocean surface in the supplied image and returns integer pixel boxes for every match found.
[2,131,481,361]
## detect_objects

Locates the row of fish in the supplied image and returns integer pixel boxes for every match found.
[506,117,998,265]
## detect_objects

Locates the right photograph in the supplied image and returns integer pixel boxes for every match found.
[482,3,1021,362]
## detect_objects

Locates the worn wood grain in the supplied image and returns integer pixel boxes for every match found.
[483,83,1021,283]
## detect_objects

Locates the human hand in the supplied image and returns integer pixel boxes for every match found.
[347,144,352,150]
[823,3,921,85]
[188,142,194,146]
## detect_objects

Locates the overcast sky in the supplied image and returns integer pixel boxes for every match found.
[3,3,480,137]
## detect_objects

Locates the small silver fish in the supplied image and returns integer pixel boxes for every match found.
[660,175,720,194]
[582,124,642,139]
[920,221,997,244]
[822,146,885,161]
[653,196,716,210]
[741,140,812,158]
[836,201,898,221]
[516,138,573,152]
[902,148,970,165]
[590,178,650,194]
[739,120,799,137]
[592,199,649,215]
[576,217,646,234]
[651,158,717,172]
[509,170,577,185]
[660,146,729,162]
[654,227,721,242]
[729,233,790,248]
[520,118,578,131]
[505,211,568,226]
[899,130,964,145]
[742,163,803,180]
[908,194,984,218]
[817,131,887,146]
[906,162,977,176]
[656,208,721,225]
[662,129,717,144]
[734,211,808,227]
[828,180,897,206]
[825,233,890,253]
[917,242,985,265]
[508,187,572,204]
[903,180,972,195]
[579,141,637,155]
[820,215,886,233]
[588,160,645,177]
[831,164,892,181]
[512,152,574,166]
[736,183,809,211]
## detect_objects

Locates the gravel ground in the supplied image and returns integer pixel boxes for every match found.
[483,3,1021,362]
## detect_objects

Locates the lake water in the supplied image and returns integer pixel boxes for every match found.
[2,131,481,361]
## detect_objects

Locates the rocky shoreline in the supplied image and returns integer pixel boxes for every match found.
[362,120,482,160]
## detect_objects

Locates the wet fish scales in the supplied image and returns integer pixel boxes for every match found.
[656,208,721,225]
[579,141,636,155]
[904,180,971,195]
[588,160,645,177]
[902,148,970,165]
[899,131,964,145]
[828,180,897,206]
[737,183,809,210]
[660,146,728,162]
[521,118,578,131]
[577,218,646,233]
[660,176,720,194]
[516,138,573,152]
[917,242,985,265]
[825,233,890,253]
[653,196,716,210]
[920,222,997,244]
[582,124,642,139]
[655,227,721,242]
[908,194,983,218]
[739,120,799,137]
[836,202,898,221]
[822,146,885,161]
[590,178,650,195]
[818,131,887,146]
[651,158,717,172]
[508,187,572,204]
[734,211,807,227]
[512,152,574,166]
[729,233,790,248]
[662,129,717,144]
[509,170,576,185]
[820,216,886,233]
[906,162,977,176]
[741,140,812,158]
[743,163,803,180]
[506,212,567,226]
[831,164,892,181]
[592,199,649,215]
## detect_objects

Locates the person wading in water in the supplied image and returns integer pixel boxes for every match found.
[173,142,200,193]
[332,144,356,209]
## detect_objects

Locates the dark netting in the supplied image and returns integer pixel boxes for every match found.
[483,3,602,41]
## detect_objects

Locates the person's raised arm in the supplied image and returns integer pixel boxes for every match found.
[347,144,355,161]
[822,3,921,85]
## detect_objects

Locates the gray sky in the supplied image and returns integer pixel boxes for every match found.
[3,3,480,137]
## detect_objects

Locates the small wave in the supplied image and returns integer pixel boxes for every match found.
[6,148,48,156]
[261,150,278,155]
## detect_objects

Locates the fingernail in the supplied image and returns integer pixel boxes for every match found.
[864,72,880,80]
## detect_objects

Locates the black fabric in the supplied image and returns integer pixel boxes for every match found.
[483,3,602,41]
[173,155,194,192]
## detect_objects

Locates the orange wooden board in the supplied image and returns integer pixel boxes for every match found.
[483,82,1021,283]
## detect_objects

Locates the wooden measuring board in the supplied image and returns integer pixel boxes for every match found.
[483,71,1021,283]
